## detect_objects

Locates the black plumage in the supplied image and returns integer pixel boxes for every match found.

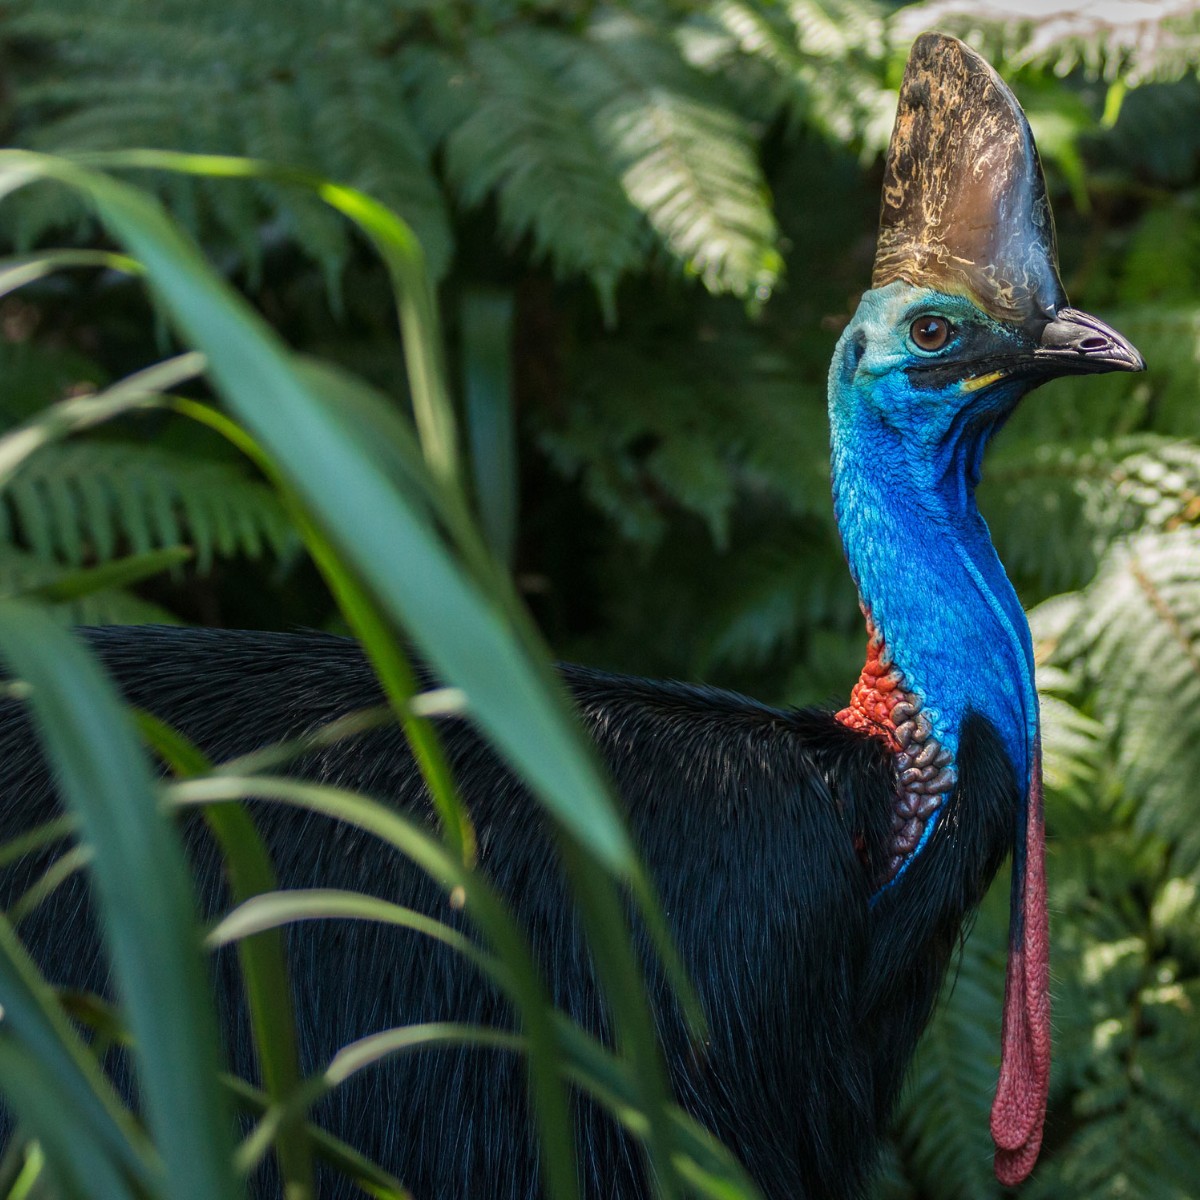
[0,627,1016,1199]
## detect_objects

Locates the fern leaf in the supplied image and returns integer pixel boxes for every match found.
[1059,528,1200,873]
[982,433,1200,592]
[2,443,295,573]
[412,29,644,302]
[573,13,782,297]
[312,57,452,278]
[897,0,1200,86]
[1039,688,1104,799]
[683,0,893,149]
[889,884,1008,1200]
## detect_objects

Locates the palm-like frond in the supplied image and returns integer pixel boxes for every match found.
[4,0,786,302]
[982,434,1200,591]
[681,0,894,149]
[406,31,645,304]
[883,883,1007,1199]
[1058,528,1200,874]
[896,0,1200,85]
[572,13,782,298]
[1,442,295,574]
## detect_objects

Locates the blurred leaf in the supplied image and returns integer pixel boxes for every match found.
[16,546,191,602]
[0,602,238,1200]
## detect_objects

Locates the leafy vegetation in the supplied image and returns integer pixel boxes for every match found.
[0,1,1196,1198]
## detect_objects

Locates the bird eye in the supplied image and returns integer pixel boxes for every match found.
[910,315,952,352]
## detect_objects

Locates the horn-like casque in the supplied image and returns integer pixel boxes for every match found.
[873,32,1067,327]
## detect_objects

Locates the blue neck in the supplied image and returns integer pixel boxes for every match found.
[828,300,1038,794]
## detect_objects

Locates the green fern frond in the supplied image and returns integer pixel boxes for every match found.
[540,326,829,551]
[1,442,295,573]
[409,29,645,303]
[982,433,1200,591]
[1058,528,1200,873]
[8,0,817,302]
[896,0,1200,86]
[889,883,1008,1200]
[573,12,782,297]
[1039,687,1104,799]
[680,0,893,150]
[6,0,453,279]
[1029,1011,1200,1200]
[699,542,857,674]
[866,1140,916,1200]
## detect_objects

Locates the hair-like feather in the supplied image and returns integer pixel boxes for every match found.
[0,627,1017,1199]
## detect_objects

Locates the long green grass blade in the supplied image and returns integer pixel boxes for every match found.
[208,888,499,983]
[0,150,706,1196]
[0,250,141,300]
[0,916,155,1200]
[111,158,701,1035]
[16,546,192,603]
[168,773,581,1200]
[0,818,75,870]
[461,288,518,567]
[0,603,238,1200]
[223,1077,411,1200]
[136,712,315,1200]
[239,1024,522,1179]
[169,394,477,866]
[6,844,92,927]
[557,836,679,1199]
[0,353,203,489]
[553,1018,763,1200]
[71,150,461,491]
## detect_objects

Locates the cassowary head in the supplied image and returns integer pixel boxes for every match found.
[838,33,1142,444]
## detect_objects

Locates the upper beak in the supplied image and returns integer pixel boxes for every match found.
[1033,307,1145,376]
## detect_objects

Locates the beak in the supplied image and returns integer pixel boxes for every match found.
[1033,307,1145,376]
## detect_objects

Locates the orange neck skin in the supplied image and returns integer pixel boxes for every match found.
[836,624,905,753]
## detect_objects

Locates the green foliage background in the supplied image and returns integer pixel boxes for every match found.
[0,1,1198,1197]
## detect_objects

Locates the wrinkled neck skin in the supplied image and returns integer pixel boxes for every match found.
[829,284,1038,878]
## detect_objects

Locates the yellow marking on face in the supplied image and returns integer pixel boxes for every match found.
[960,370,1006,393]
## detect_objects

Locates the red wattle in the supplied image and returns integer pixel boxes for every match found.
[990,754,1050,1185]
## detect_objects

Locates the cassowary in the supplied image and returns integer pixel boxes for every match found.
[0,33,1143,1200]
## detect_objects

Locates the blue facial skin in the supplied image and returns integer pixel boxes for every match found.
[829,283,1040,865]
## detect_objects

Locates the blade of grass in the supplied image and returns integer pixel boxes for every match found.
[17,547,193,604]
[27,150,639,881]
[0,915,157,1199]
[239,1024,522,1178]
[169,395,476,867]
[169,773,581,1200]
[461,288,517,567]
[207,888,500,984]
[6,844,93,928]
[158,168,702,1037]
[553,1018,763,1200]
[72,150,460,492]
[557,836,679,1200]
[287,365,706,1045]
[136,712,315,1200]
[0,151,705,1193]
[223,1076,410,1200]
[0,603,237,1200]
[0,250,141,300]
[0,352,203,489]
[0,818,75,870]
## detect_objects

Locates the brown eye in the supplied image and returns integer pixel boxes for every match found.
[910,315,952,352]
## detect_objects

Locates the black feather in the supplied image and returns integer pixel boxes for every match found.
[0,626,1017,1199]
